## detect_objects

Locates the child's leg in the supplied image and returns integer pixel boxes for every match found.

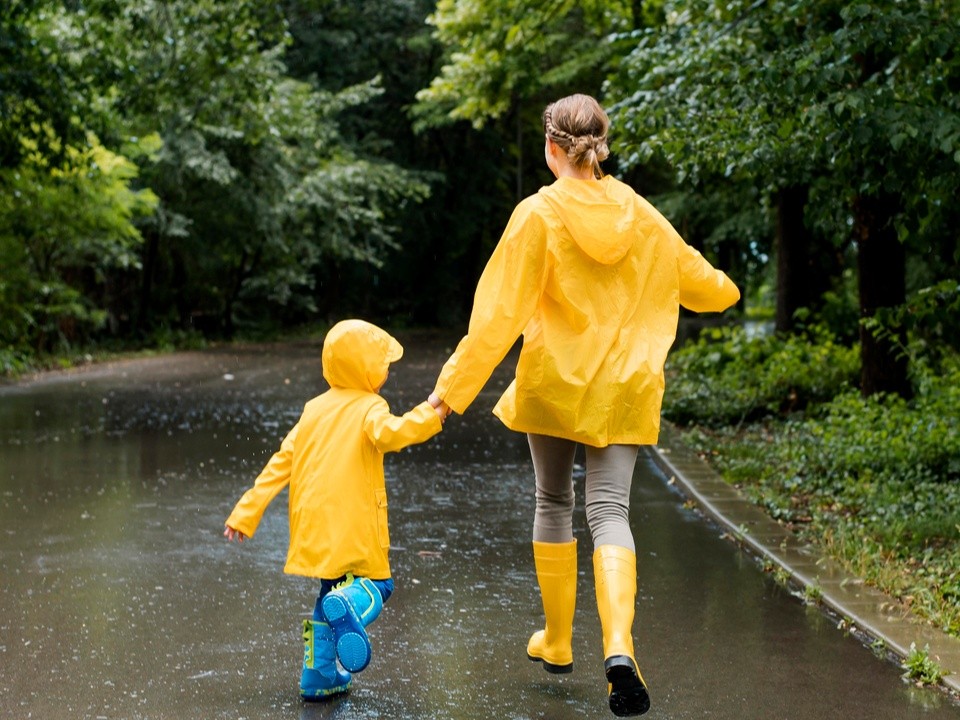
[301,590,352,700]
[321,574,392,673]
[314,577,393,618]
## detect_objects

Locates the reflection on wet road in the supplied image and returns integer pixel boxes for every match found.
[1,334,957,719]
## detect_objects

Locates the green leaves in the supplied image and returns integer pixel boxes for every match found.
[670,329,960,636]
[607,0,960,208]
[0,132,157,351]
[1,0,436,354]
[414,0,633,129]
[663,324,861,427]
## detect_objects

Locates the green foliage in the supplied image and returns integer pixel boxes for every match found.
[0,0,436,353]
[902,644,946,686]
[414,0,635,129]
[863,280,960,373]
[607,0,960,395]
[671,328,960,635]
[4,0,957,380]
[608,0,960,212]
[0,133,158,352]
[686,361,960,542]
[803,582,823,604]
[0,0,86,168]
[663,324,860,426]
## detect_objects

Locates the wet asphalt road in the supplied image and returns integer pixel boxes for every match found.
[1,333,958,719]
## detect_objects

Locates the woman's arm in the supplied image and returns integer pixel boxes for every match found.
[434,202,549,414]
[677,240,740,313]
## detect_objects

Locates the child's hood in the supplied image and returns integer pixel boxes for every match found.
[538,176,637,265]
[322,319,403,392]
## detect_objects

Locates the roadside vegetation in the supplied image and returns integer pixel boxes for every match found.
[663,294,960,640]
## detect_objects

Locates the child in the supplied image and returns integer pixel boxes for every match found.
[224,319,444,700]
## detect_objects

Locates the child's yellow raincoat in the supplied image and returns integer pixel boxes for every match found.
[226,320,441,579]
[434,175,740,447]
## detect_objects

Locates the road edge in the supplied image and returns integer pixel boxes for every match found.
[650,422,960,697]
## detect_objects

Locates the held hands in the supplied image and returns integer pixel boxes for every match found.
[224,525,247,543]
[428,392,451,423]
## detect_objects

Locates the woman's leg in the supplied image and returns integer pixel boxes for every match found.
[527,433,577,543]
[585,444,650,716]
[583,443,637,551]
[525,434,579,673]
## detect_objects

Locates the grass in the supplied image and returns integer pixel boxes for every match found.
[663,325,960,642]
[903,643,947,686]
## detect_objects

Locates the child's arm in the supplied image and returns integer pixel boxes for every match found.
[224,526,248,543]
[364,398,442,454]
[224,423,299,540]
[428,393,450,421]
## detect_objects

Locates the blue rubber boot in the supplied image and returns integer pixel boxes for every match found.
[320,574,384,673]
[300,619,351,700]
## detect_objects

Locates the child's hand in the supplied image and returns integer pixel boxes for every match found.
[428,392,451,423]
[224,525,247,543]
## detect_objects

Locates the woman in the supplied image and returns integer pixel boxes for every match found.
[429,94,739,717]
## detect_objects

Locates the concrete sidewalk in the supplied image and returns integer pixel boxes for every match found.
[651,423,960,697]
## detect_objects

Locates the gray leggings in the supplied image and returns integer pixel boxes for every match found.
[527,433,638,551]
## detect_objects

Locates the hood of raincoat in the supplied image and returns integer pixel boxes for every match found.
[538,176,638,265]
[322,319,403,392]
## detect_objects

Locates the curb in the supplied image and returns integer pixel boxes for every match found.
[650,423,960,696]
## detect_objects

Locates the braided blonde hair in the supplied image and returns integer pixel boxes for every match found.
[543,94,610,179]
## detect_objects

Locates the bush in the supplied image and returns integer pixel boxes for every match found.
[666,324,960,636]
[663,324,860,426]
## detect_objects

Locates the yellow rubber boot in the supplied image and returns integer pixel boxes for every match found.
[526,539,577,673]
[593,545,650,717]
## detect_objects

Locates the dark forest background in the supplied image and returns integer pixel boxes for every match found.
[2,0,958,398]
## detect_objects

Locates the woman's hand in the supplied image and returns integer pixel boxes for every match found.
[428,392,451,422]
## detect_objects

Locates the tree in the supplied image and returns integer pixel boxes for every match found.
[606,0,960,396]
[74,0,431,337]
[0,0,441,363]
[0,0,82,169]
[414,0,638,128]
[413,0,642,200]
[0,134,158,352]
[0,2,159,356]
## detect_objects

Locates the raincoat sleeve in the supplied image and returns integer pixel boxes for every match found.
[676,239,740,313]
[225,423,298,538]
[363,399,442,454]
[434,202,549,414]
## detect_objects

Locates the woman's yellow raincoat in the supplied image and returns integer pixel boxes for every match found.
[226,320,441,579]
[434,175,739,447]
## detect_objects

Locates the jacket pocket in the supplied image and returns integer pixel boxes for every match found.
[376,488,390,548]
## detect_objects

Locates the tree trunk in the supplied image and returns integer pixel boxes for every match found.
[774,184,812,333]
[137,228,160,335]
[854,193,911,398]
